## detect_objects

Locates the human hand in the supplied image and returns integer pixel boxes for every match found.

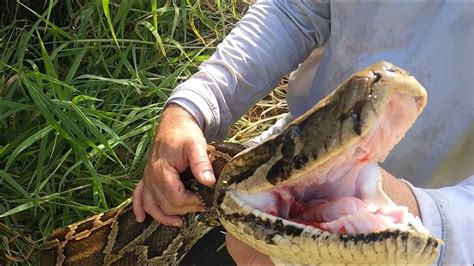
[132,103,215,226]
[226,233,274,265]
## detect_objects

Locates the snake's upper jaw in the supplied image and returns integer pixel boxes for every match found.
[219,62,427,195]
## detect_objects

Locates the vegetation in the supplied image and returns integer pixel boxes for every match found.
[0,0,285,264]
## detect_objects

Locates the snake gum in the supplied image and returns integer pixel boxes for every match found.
[216,61,441,264]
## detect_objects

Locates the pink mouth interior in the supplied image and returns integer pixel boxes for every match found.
[234,94,427,234]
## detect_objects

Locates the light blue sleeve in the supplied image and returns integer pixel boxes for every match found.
[407,176,474,264]
[167,1,330,140]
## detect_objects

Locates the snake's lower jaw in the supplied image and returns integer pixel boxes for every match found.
[220,160,441,264]
[221,172,441,264]
[220,163,441,264]
[224,162,428,235]
[218,62,441,264]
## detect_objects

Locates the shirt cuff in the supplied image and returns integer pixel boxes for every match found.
[166,84,221,139]
[167,98,206,131]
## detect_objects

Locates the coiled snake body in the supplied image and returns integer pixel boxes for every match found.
[40,62,442,265]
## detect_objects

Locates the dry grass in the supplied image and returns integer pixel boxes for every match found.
[229,79,288,142]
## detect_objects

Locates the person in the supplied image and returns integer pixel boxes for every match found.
[132,2,474,264]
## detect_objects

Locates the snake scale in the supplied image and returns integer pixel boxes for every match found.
[40,62,442,265]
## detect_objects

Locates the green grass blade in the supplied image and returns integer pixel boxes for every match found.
[152,0,158,36]
[0,202,35,218]
[16,1,74,41]
[4,125,53,171]
[44,0,55,33]
[101,0,121,49]
[170,3,180,38]
[138,21,167,57]
[0,170,30,199]
[65,45,89,84]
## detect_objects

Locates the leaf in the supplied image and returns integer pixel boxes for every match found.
[44,0,55,33]
[101,0,121,49]
[0,170,29,199]
[170,3,180,38]
[65,45,89,84]
[4,125,54,171]
[138,21,167,57]
[188,2,207,45]
[0,202,35,218]
[16,1,74,40]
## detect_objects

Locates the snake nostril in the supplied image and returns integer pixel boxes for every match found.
[287,125,302,140]
[372,71,382,83]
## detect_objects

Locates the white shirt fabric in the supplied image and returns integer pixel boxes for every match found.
[168,1,474,264]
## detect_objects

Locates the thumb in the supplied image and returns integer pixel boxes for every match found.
[187,139,215,186]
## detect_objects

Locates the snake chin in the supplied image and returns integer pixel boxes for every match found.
[226,93,428,236]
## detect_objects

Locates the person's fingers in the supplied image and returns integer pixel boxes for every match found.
[142,187,183,226]
[148,162,204,215]
[226,234,273,265]
[132,180,146,223]
[154,186,205,215]
[186,138,215,186]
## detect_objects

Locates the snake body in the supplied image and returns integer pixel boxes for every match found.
[40,62,442,265]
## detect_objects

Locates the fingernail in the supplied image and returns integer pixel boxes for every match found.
[173,222,182,227]
[202,170,215,182]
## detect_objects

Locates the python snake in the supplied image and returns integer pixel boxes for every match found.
[40,62,442,265]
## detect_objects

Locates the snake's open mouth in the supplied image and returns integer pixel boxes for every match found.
[218,63,440,264]
[224,93,428,235]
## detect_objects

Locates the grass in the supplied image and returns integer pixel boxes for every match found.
[0,0,285,264]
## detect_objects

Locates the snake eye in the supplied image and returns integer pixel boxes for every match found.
[351,112,358,121]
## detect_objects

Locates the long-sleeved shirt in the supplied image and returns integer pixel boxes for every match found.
[168,1,474,264]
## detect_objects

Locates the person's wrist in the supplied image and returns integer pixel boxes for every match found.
[162,103,201,126]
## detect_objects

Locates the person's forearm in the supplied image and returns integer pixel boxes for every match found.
[168,2,330,141]
[380,168,421,218]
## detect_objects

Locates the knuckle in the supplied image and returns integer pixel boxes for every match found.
[142,172,154,185]
[196,155,210,164]
[192,154,211,168]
